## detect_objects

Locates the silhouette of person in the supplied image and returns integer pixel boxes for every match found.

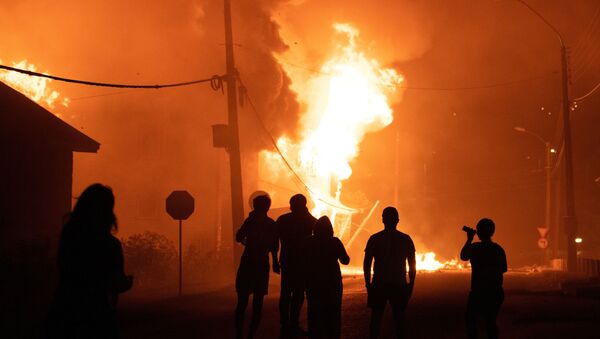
[460,218,507,339]
[363,207,416,339]
[235,194,280,339]
[47,183,133,339]
[304,216,349,339]
[277,194,316,336]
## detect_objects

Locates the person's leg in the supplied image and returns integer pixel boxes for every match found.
[306,291,315,338]
[290,287,305,328]
[465,292,478,339]
[280,272,291,327]
[308,291,324,339]
[390,286,408,339]
[369,308,384,339]
[235,292,250,339]
[390,305,406,339]
[368,286,385,339]
[332,286,343,339]
[484,292,503,339]
[248,294,265,339]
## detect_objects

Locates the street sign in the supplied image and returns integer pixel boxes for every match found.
[538,238,549,249]
[166,190,195,220]
[537,227,549,238]
[165,190,195,297]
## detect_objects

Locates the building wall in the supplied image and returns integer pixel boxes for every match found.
[0,141,73,338]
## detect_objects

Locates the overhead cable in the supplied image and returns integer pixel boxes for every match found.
[0,64,224,89]
[573,81,600,102]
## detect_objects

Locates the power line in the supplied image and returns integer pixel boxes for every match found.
[237,75,357,213]
[69,90,139,101]
[0,64,224,89]
[570,4,600,79]
[573,81,600,102]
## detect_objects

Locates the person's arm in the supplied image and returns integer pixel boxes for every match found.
[271,248,280,274]
[337,238,350,265]
[407,238,416,296]
[407,249,416,288]
[460,228,476,261]
[275,217,283,266]
[363,251,373,290]
[113,239,133,293]
[271,222,280,274]
[500,247,508,273]
[235,218,249,245]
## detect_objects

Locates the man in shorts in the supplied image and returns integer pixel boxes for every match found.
[363,207,416,339]
[235,195,280,339]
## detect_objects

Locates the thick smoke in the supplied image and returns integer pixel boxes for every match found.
[0,0,300,279]
[1,0,598,272]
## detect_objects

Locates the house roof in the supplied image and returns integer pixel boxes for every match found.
[0,81,99,152]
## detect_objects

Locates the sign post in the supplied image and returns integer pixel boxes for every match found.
[537,226,549,265]
[166,190,195,296]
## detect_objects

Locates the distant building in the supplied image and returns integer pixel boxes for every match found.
[0,80,99,336]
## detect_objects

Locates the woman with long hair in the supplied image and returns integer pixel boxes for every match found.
[47,183,133,339]
[304,216,350,339]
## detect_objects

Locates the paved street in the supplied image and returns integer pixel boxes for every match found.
[118,271,599,339]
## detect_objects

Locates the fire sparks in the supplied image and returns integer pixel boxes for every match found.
[0,60,69,109]
[262,23,403,236]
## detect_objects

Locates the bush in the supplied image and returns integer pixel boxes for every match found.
[122,231,177,287]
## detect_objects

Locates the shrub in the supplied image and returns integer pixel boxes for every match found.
[122,231,177,287]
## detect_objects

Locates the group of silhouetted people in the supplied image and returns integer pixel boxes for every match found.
[234,193,351,339]
[46,184,507,339]
[235,192,507,339]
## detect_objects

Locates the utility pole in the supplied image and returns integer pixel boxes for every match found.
[224,0,245,267]
[544,141,551,260]
[394,131,399,208]
[560,44,577,272]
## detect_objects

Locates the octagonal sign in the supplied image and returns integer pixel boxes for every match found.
[166,190,195,220]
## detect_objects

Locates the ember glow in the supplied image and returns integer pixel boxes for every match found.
[0,60,69,109]
[340,253,465,275]
[416,252,443,271]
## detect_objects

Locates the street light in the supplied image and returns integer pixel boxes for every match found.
[505,0,578,272]
[514,126,552,263]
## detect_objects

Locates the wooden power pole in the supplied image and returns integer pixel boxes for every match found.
[224,0,245,267]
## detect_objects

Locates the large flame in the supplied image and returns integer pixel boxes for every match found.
[263,23,402,225]
[262,24,461,271]
[0,60,69,109]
